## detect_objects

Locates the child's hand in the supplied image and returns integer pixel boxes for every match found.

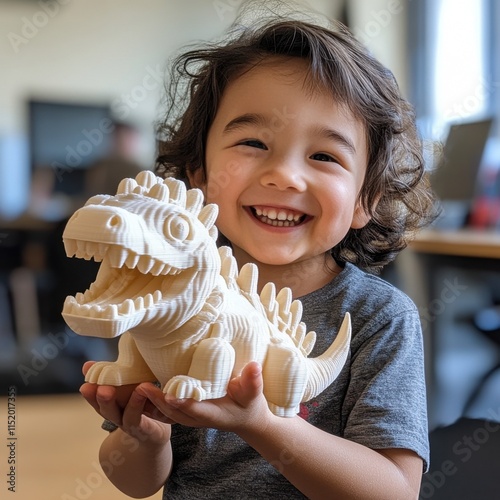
[136,362,273,434]
[80,361,172,444]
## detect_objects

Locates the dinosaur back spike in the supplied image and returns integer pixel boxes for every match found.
[199,204,218,230]
[116,177,138,195]
[135,170,157,189]
[276,288,292,327]
[166,179,187,206]
[147,183,169,202]
[186,189,205,215]
[289,300,302,333]
[302,312,351,402]
[236,263,259,295]
[260,282,278,324]
[218,246,239,291]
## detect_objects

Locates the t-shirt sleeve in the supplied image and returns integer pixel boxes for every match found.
[343,305,430,472]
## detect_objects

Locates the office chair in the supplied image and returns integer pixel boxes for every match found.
[462,305,500,415]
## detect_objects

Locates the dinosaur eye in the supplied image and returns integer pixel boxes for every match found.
[164,215,192,242]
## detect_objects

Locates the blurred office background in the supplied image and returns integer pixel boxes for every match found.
[1,0,500,480]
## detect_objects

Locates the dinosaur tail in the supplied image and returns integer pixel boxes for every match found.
[302,312,351,402]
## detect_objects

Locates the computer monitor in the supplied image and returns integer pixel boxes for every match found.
[431,117,493,202]
[28,99,112,196]
[430,117,493,229]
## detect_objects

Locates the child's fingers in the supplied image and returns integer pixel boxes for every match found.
[135,384,177,419]
[94,385,125,426]
[121,390,149,431]
[132,383,177,425]
[79,382,101,414]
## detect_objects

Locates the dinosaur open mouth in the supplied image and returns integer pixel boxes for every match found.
[250,206,307,227]
[62,239,180,321]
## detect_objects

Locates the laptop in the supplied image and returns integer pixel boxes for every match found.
[430,117,493,228]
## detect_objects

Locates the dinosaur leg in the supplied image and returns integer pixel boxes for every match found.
[85,332,156,386]
[164,338,235,401]
[262,345,308,417]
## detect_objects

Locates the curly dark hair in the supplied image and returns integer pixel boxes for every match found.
[156,17,438,273]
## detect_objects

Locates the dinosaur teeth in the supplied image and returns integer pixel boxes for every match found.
[63,296,77,314]
[64,239,78,258]
[108,246,128,268]
[144,293,154,308]
[119,299,135,315]
[150,261,165,276]
[88,305,101,318]
[64,292,161,319]
[125,252,139,269]
[75,240,86,258]
[102,304,119,319]
[137,256,155,274]
[67,239,182,277]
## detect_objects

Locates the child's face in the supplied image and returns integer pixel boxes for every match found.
[194,57,369,270]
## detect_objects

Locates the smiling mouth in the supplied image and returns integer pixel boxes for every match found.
[249,206,307,227]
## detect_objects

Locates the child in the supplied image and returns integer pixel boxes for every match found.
[80,8,437,499]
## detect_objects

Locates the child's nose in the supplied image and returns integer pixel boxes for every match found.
[259,157,307,192]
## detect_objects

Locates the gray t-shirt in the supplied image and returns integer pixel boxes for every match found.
[164,262,429,499]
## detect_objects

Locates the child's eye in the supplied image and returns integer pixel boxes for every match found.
[238,139,267,150]
[310,152,338,163]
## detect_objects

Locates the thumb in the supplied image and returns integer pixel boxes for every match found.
[227,361,263,406]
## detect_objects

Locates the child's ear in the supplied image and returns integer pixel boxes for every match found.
[186,168,206,191]
[350,200,372,229]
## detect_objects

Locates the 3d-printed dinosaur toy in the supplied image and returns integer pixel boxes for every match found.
[62,171,351,417]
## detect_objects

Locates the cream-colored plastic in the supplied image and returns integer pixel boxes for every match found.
[62,171,351,417]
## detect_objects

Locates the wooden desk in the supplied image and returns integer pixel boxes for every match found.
[0,393,162,500]
[411,228,500,259]
[404,227,500,429]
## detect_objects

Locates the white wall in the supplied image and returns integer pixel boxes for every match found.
[0,0,406,135]
[0,0,237,136]
[348,0,408,96]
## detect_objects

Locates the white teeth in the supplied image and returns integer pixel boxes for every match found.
[150,261,165,276]
[254,207,303,224]
[63,296,77,313]
[125,252,139,269]
[102,304,118,319]
[64,239,77,257]
[80,304,91,315]
[65,288,163,318]
[119,299,135,315]
[67,239,181,276]
[108,246,128,268]
[144,293,154,308]
[98,243,107,258]
[88,305,100,318]
[137,256,154,274]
